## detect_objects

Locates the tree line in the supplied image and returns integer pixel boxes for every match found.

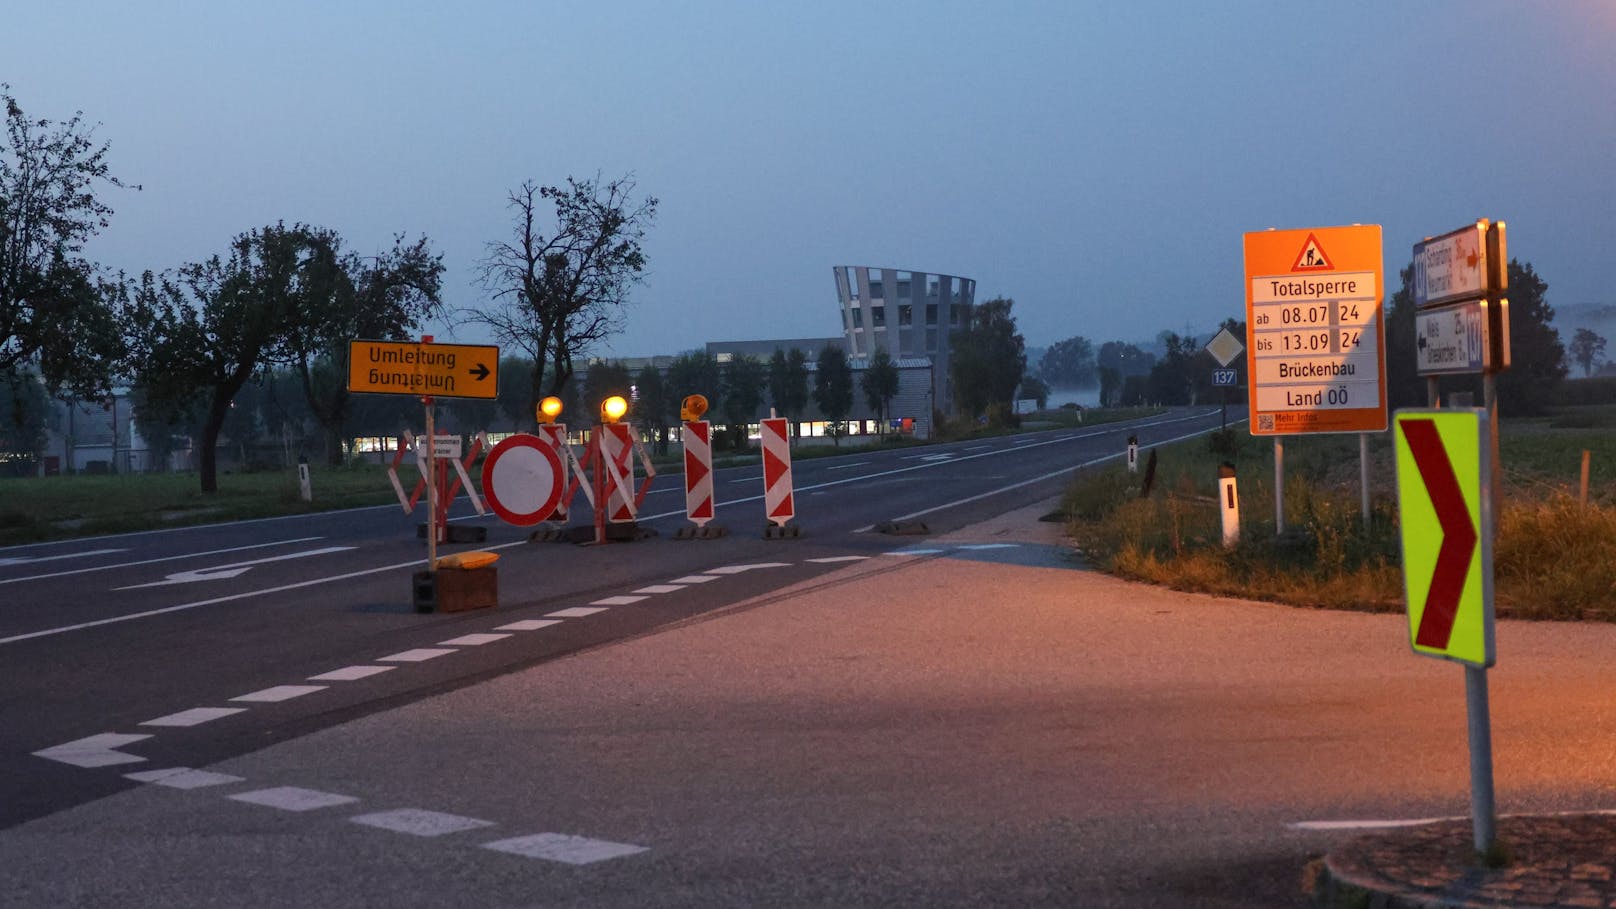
[0,87,655,491]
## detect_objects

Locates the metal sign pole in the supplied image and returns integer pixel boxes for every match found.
[1360,433,1371,529]
[1465,663,1498,855]
[1274,437,1285,535]
[424,397,437,570]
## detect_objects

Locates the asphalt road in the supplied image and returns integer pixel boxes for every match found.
[4,481,1615,908]
[1,408,1228,833]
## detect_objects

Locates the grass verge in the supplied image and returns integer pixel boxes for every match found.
[1061,413,1616,621]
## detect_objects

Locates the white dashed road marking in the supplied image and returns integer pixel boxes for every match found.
[125,768,245,789]
[806,556,869,564]
[956,543,1020,551]
[33,733,153,768]
[633,585,685,594]
[885,549,944,556]
[546,606,607,618]
[378,648,456,663]
[591,595,646,606]
[228,786,359,812]
[438,633,511,646]
[482,833,649,864]
[141,707,247,727]
[232,685,327,703]
[351,809,496,837]
[495,619,561,631]
[670,575,719,584]
[309,665,395,682]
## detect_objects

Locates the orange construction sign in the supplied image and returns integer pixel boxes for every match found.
[1243,225,1387,435]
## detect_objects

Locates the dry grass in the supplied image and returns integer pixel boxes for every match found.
[1064,419,1616,622]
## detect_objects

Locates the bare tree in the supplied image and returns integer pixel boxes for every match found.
[466,174,656,430]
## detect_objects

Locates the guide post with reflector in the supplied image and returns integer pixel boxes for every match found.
[1218,463,1239,548]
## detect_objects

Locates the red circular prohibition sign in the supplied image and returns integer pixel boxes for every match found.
[481,433,564,526]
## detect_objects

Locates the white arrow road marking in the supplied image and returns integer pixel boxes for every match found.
[0,548,125,568]
[33,732,153,768]
[0,537,324,585]
[113,546,355,590]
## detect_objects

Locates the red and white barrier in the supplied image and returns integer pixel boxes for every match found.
[538,423,571,522]
[683,420,714,527]
[601,422,636,523]
[761,417,794,528]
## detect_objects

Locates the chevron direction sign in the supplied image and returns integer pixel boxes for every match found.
[1393,409,1495,667]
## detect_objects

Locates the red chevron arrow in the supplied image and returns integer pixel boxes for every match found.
[1402,419,1478,649]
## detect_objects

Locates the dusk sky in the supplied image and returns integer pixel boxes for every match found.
[7,1,1615,359]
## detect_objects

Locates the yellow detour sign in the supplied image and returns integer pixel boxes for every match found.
[1243,225,1387,435]
[1393,409,1495,667]
[347,340,499,399]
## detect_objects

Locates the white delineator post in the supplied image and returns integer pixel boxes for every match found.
[1127,435,1139,474]
[761,416,794,527]
[1218,463,1239,548]
[683,420,715,527]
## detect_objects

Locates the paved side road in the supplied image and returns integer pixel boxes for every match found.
[5,497,1615,908]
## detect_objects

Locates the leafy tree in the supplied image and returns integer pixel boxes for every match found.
[1382,262,1427,410]
[720,353,766,449]
[633,363,671,454]
[813,344,854,446]
[1496,259,1566,415]
[1097,366,1121,407]
[581,360,633,424]
[1019,375,1050,409]
[1038,335,1097,388]
[281,233,444,464]
[125,223,331,492]
[467,174,657,425]
[665,352,723,411]
[1569,328,1607,378]
[860,347,900,434]
[949,296,1026,419]
[494,355,536,430]
[1,86,134,399]
[1146,332,1207,405]
[1097,341,1155,378]
[0,370,50,471]
[768,347,810,441]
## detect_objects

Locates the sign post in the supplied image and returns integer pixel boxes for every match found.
[346,337,499,571]
[1394,409,1497,857]
[1204,327,1245,432]
[1244,225,1387,532]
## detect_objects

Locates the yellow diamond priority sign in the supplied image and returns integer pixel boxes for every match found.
[1393,409,1494,667]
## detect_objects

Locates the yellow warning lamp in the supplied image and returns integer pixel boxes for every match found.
[536,396,564,425]
[681,394,709,422]
[600,395,629,424]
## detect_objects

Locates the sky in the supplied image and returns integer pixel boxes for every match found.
[7,1,1615,359]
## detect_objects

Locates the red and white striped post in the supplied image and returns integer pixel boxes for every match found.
[761,415,797,537]
[602,422,636,524]
[538,422,570,522]
[683,420,715,527]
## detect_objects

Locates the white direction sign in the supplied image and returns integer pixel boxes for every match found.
[1413,221,1488,308]
[1416,300,1489,375]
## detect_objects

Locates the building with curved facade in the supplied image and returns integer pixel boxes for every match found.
[833,265,975,415]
